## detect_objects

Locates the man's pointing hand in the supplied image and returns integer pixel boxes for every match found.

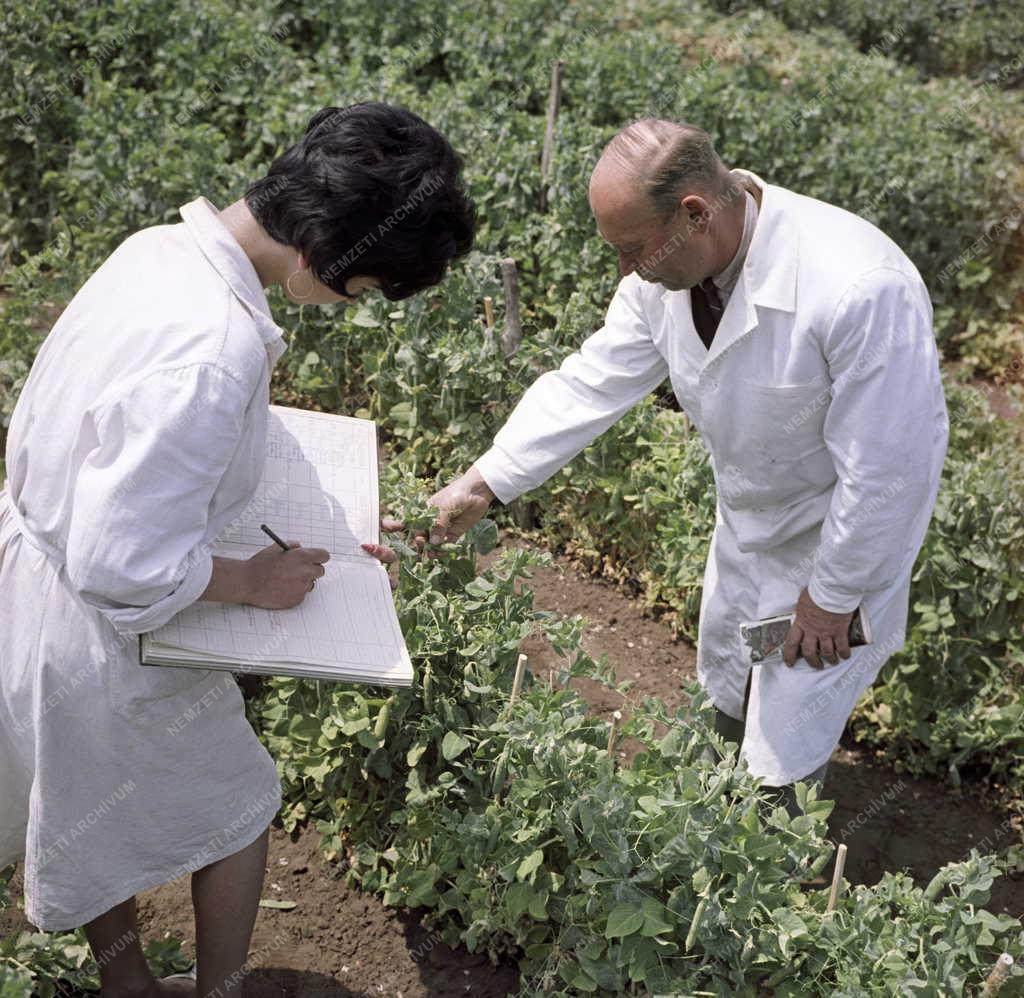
[425,465,497,549]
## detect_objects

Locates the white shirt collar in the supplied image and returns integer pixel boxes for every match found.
[179,196,287,367]
[712,186,759,301]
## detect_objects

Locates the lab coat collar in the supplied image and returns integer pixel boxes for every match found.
[179,196,288,367]
[730,168,799,314]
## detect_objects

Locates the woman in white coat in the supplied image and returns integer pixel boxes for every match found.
[0,102,475,997]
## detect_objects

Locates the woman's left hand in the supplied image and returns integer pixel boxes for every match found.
[360,516,403,590]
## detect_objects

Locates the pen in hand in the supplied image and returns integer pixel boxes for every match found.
[260,523,292,552]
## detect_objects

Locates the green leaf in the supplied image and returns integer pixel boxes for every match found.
[604,904,645,938]
[771,908,808,957]
[516,849,545,882]
[441,731,470,761]
[258,899,297,910]
[504,882,533,919]
[639,897,673,936]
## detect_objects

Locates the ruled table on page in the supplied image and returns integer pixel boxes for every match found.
[218,406,380,560]
[149,557,408,678]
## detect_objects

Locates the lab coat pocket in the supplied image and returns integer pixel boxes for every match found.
[739,377,832,462]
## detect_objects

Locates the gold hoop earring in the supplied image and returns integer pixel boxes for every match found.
[286,269,315,300]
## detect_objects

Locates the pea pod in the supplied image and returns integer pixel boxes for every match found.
[699,771,729,808]
[685,897,708,953]
[806,847,833,880]
[374,698,393,740]
[485,819,501,856]
[491,749,509,799]
[422,665,434,711]
[923,868,951,901]
[765,964,797,988]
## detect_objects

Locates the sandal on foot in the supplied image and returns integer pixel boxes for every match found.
[161,963,197,981]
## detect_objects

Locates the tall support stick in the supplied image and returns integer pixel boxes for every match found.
[482,295,496,348]
[826,843,848,913]
[540,60,565,211]
[499,258,522,357]
[509,653,528,708]
[981,954,1014,997]
[498,257,534,528]
[606,710,623,756]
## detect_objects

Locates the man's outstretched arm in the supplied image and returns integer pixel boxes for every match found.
[429,275,669,540]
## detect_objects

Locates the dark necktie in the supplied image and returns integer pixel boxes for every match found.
[691,277,724,350]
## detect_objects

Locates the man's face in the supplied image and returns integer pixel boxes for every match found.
[589,163,713,291]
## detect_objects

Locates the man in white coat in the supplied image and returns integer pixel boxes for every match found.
[428,118,949,812]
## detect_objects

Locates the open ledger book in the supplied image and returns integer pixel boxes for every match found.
[139,405,413,687]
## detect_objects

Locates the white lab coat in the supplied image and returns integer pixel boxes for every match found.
[0,197,283,929]
[474,169,949,785]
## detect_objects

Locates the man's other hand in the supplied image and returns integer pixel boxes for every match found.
[426,465,496,549]
[782,587,854,669]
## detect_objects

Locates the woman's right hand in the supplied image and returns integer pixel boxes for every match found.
[245,541,330,609]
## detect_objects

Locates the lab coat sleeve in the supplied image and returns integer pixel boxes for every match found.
[473,277,669,503]
[65,361,252,634]
[807,266,947,614]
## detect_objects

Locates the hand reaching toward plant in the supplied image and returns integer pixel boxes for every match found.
[427,465,496,545]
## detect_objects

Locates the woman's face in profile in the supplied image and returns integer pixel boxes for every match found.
[286,271,381,306]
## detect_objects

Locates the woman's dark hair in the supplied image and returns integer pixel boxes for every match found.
[244,102,476,300]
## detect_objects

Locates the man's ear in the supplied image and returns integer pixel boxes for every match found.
[682,194,710,229]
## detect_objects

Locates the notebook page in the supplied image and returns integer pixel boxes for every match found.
[148,545,411,680]
[217,406,379,563]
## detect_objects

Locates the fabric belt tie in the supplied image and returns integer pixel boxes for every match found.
[0,487,65,565]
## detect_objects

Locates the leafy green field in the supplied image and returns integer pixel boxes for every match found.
[2,0,1023,993]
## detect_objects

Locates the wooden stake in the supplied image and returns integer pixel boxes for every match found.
[483,295,495,329]
[510,497,535,530]
[606,709,623,755]
[498,257,531,527]
[509,653,528,707]
[826,843,848,913]
[499,258,522,357]
[981,953,1014,997]
[540,59,565,210]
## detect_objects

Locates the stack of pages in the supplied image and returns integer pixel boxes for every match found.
[139,405,413,687]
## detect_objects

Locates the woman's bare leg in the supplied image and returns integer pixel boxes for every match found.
[191,824,269,997]
[82,896,154,997]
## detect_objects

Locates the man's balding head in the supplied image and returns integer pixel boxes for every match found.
[588,118,745,291]
[590,118,736,214]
